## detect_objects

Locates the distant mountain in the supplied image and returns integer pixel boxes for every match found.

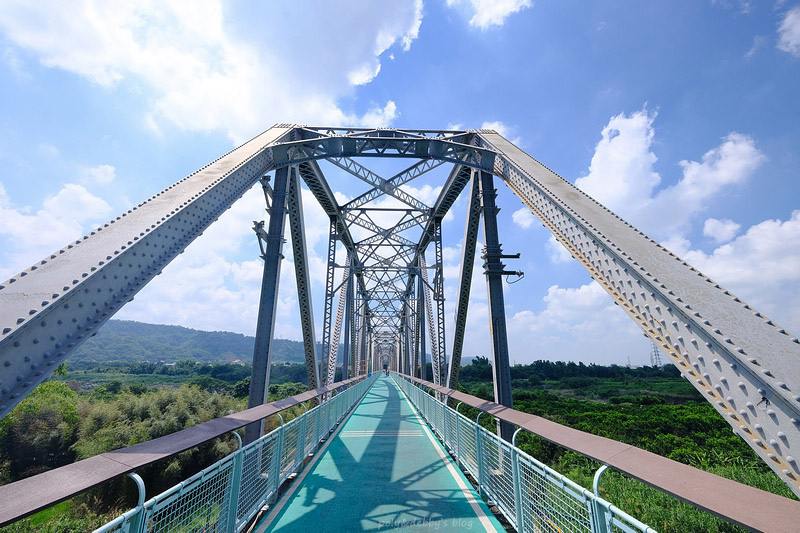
[71,320,307,366]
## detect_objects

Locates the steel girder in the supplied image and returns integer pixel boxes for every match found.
[415,273,426,380]
[420,254,442,386]
[326,254,351,386]
[328,157,427,211]
[447,172,482,391]
[342,264,354,381]
[319,218,339,387]
[286,167,320,391]
[476,131,800,496]
[478,169,515,442]
[345,158,446,210]
[245,166,290,444]
[0,125,291,419]
[271,128,495,172]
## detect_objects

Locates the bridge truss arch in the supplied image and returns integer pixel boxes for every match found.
[1,125,799,495]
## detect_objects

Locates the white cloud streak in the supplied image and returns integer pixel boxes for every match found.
[448,0,533,30]
[0,182,112,279]
[703,217,740,243]
[512,207,535,229]
[778,6,800,57]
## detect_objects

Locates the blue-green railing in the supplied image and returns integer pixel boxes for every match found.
[393,373,655,533]
[96,373,378,533]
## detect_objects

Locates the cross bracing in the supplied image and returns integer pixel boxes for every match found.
[1,125,799,496]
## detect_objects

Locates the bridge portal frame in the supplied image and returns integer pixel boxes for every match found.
[1,125,799,495]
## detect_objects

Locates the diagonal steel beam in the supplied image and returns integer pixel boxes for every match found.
[286,166,319,391]
[447,171,482,392]
[328,157,428,211]
[245,166,290,444]
[345,158,445,210]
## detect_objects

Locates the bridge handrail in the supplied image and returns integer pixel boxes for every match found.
[0,375,369,527]
[395,373,800,532]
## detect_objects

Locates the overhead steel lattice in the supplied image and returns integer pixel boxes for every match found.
[1,125,799,495]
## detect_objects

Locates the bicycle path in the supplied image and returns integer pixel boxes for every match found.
[257,374,503,532]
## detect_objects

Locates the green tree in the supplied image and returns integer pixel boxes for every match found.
[0,381,79,480]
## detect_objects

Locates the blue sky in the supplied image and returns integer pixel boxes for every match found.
[0,1,799,366]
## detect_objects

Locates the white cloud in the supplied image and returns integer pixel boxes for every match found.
[545,235,573,264]
[574,109,660,221]
[574,109,764,238]
[81,164,115,185]
[0,182,112,279]
[778,6,800,57]
[481,120,522,145]
[0,1,422,143]
[357,101,399,128]
[512,206,535,229]
[448,0,533,30]
[348,61,381,86]
[2,47,27,78]
[745,35,766,60]
[703,217,740,243]
[501,282,651,365]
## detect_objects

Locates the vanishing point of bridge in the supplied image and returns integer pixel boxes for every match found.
[1,126,800,531]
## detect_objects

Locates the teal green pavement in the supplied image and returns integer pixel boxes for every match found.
[258,375,504,532]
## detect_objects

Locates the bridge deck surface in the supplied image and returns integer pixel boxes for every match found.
[257,375,503,532]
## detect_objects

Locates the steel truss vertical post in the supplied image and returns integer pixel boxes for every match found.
[245,167,289,445]
[412,280,421,377]
[433,220,447,385]
[348,285,358,378]
[397,323,403,374]
[417,270,427,381]
[478,170,514,442]
[356,295,365,375]
[368,332,374,374]
[326,256,350,386]
[320,219,338,389]
[286,166,320,391]
[404,298,412,377]
[448,172,481,391]
[420,254,440,385]
[341,257,354,381]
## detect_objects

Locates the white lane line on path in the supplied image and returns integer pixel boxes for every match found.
[392,379,500,533]
[340,431,423,438]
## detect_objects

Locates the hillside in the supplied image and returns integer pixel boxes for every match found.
[70,320,307,367]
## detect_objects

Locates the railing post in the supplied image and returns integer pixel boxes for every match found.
[295,403,308,468]
[126,473,146,533]
[591,465,611,533]
[455,402,463,466]
[226,447,243,532]
[314,393,322,446]
[269,414,285,503]
[512,428,524,532]
[441,394,449,443]
[476,412,486,497]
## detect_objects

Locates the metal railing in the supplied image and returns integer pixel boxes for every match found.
[394,373,800,532]
[393,373,657,533]
[86,374,377,533]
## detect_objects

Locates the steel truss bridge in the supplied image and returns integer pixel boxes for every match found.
[1,125,800,530]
